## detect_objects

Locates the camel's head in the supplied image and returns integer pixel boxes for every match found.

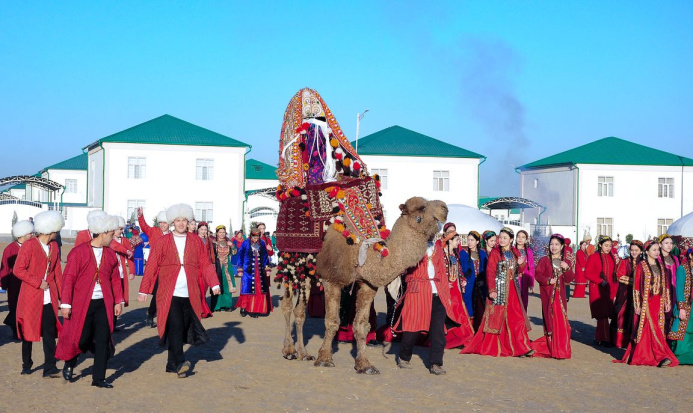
[398,197,448,241]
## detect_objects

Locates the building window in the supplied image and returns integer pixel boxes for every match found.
[371,168,388,189]
[597,217,613,238]
[196,159,214,180]
[126,200,146,221]
[433,170,449,191]
[597,176,613,197]
[658,178,674,198]
[195,202,213,222]
[249,207,277,218]
[128,157,146,179]
[65,179,78,194]
[657,218,673,236]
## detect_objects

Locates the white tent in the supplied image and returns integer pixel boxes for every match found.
[445,204,503,234]
[668,211,693,237]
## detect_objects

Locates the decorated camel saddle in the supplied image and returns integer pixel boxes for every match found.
[274,88,389,290]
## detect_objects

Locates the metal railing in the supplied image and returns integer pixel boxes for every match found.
[0,199,43,208]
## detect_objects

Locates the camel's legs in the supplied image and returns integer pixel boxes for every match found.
[314,280,341,367]
[293,277,314,361]
[353,282,379,374]
[281,284,297,360]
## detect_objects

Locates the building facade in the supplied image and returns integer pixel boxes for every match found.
[518,137,693,243]
[354,126,485,225]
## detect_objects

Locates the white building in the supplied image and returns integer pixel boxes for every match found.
[517,136,693,243]
[353,126,485,225]
[244,158,279,234]
[84,114,250,232]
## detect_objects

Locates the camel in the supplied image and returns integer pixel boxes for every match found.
[280,196,448,374]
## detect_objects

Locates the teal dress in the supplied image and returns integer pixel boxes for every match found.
[211,240,237,311]
[670,262,693,364]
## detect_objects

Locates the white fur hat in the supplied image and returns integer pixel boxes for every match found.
[166,204,194,223]
[33,210,65,235]
[157,211,168,223]
[117,216,126,228]
[12,220,34,238]
[88,214,119,234]
[87,210,107,220]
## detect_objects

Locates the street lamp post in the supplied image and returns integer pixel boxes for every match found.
[355,109,369,153]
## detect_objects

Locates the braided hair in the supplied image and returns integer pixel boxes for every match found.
[598,235,618,283]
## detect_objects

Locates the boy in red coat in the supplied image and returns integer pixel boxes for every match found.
[57,214,124,388]
[138,204,220,378]
[137,207,169,327]
[1,220,34,339]
[14,210,64,377]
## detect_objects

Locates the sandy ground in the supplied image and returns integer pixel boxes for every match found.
[0,241,691,412]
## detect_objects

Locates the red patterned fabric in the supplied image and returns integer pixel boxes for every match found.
[110,237,134,306]
[531,256,574,359]
[138,215,166,246]
[573,249,588,298]
[55,243,124,361]
[584,252,618,319]
[394,241,460,333]
[74,230,92,247]
[1,241,22,334]
[276,196,324,253]
[14,238,62,342]
[445,280,475,348]
[139,233,219,339]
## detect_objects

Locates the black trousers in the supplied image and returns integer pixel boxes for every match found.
[65,299,110,381]
[21,304,57,371]
[167,296,193,367]
[148,280,158,318]
[399,294,447,367]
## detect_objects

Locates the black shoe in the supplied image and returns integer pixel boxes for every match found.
[250,314,259,318]
[62,365,74,381]
[176,361,191,378]
[21,367,32,375]
[240,309,247,317]
[91,380,114,388]
[165,363,176,373]
[43,366,61,378]
[146,316,156,328]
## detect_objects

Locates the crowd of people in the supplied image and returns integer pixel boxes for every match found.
[0,205,278,387]
[368,224,692,373]
[1,208,692,386]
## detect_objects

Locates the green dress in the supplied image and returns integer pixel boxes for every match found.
[212,241,237,311]
[670,262,693,364]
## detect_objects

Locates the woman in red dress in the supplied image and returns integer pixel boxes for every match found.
[531,234,575,359]
[573,234,591,298]
[610,240,642,348]
[443,231,475,349]
[617,241,678,367]
[584,235,620,346]
[461,227,533,357]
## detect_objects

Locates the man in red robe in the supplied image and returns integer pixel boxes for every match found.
[109,216,134,330]
[138,204,220,378]
[14,210,64,377]
[56,214,124,388]
[74,210,109,247]
[584,235,620,346]
[1,220,35,339]
[394,239,461,375]
[137,208,169,327]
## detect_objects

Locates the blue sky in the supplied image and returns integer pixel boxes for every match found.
[1,1,691,196]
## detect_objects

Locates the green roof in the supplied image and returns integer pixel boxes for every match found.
[351,126,485,159]
[86,115,250,149]
[246,158,277,180]
[41,153,87,172]
[519,137,693,170]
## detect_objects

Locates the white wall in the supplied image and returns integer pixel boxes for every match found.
[0,203,45,235]
[97,142,247,231]
[42,169,88,205]
[578,164,689,242]
[520,166,576,227]
[358,155,480,226]
[88,148,104,208]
